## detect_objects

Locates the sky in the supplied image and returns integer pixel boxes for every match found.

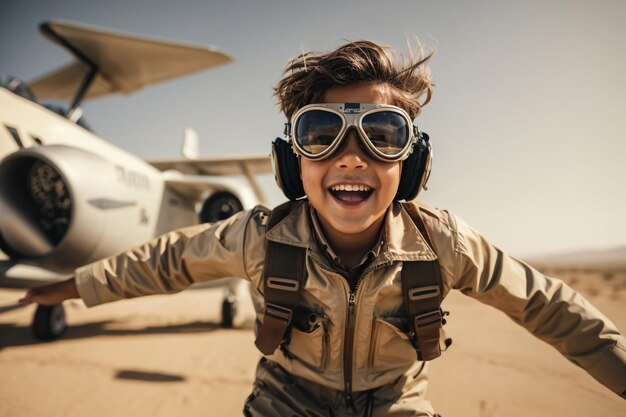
[2,0,625,257]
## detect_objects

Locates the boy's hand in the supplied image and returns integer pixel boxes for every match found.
[19,278,79,306]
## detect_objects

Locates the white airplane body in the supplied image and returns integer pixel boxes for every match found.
[0,21,271,338]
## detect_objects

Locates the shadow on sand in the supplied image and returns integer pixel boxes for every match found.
[0,319,230,350]
[115,369,187,383]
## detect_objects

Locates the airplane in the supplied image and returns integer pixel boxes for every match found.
[0,21,272,340]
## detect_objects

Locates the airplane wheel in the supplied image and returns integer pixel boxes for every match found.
[32,304,67,340]
[221,296,237,328]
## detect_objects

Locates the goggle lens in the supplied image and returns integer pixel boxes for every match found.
[361,111,409,156]
[295,110,343,155]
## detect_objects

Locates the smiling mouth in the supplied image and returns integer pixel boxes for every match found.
[329,184,374,203]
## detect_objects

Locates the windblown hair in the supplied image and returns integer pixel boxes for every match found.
[275,40,434,120]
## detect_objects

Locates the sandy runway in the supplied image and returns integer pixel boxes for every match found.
[0,274,624,417]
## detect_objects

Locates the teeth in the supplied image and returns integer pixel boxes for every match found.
[330,184,371,192]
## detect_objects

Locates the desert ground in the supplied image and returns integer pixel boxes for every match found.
[0,270,624,417]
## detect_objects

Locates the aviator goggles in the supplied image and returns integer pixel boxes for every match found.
[286,102,419,162]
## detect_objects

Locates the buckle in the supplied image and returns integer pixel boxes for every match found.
[267,276,300,292]
[264,303,293,323]
[414,309,442,330]
[408,285,440,301]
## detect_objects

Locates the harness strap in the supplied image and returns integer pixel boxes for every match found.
[254,201,307,355]
[402,203,445,361]
[401,260,444,360]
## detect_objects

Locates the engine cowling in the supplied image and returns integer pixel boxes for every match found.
[0,145,163,273]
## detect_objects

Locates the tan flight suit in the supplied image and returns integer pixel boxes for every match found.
[75,201,626,416]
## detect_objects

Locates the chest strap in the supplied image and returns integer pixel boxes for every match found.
[401,260,444,361]
[254,201,307,355]
[402,203,446,361]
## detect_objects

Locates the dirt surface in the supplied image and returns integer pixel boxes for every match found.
[0,272,624,417]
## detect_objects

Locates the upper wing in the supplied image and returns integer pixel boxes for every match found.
[29,20,233,102]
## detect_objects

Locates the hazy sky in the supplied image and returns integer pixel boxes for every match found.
[2,0,625,257]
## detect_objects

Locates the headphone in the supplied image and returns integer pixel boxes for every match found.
[271,130,432,202]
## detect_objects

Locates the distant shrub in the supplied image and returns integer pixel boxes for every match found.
[586,286,600,297]
[602,272,615,281]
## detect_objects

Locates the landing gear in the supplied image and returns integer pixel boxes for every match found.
[32,303,67,340]
[221,289,238,328]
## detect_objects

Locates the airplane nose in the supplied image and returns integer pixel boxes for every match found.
[0,195,56,257]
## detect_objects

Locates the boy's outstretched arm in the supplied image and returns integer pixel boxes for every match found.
[16,208,266,309]
[439,212,626,399]
[19,278,79,306]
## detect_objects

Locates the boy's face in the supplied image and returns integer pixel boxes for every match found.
[300,83,402,240]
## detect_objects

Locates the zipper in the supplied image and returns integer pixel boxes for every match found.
[340,257,393,410]
[311,251,395,410]
[344,288,357,411]
[310,254,358,408]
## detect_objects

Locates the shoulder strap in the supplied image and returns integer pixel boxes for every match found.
[254,201,308,355]
[402,203,446,361]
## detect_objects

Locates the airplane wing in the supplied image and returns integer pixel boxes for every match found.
[29,20,233,102]
[0,260,71,288]
[148,155,273,204]
[147,155,272,176]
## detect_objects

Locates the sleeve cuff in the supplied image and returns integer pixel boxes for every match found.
[75,263,107,307]
[586,338,626,398]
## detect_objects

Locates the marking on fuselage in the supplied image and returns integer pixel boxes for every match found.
[115,165,151,191]
[139,208,149,225]
[88,199,137,210]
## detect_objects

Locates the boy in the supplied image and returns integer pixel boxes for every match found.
[21,41,626,416]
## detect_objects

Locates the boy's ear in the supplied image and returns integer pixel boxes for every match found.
[271,138,306,200]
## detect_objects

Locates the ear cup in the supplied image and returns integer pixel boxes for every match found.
[271,138,305,200]
[395,133,432,201]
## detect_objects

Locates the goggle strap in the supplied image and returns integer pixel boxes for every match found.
[284,122,291,137]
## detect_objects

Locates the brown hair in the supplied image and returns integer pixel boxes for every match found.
[275,40,434,120]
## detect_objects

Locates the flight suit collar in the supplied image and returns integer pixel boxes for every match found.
[308,206,382,268]
[264,200,437,262]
